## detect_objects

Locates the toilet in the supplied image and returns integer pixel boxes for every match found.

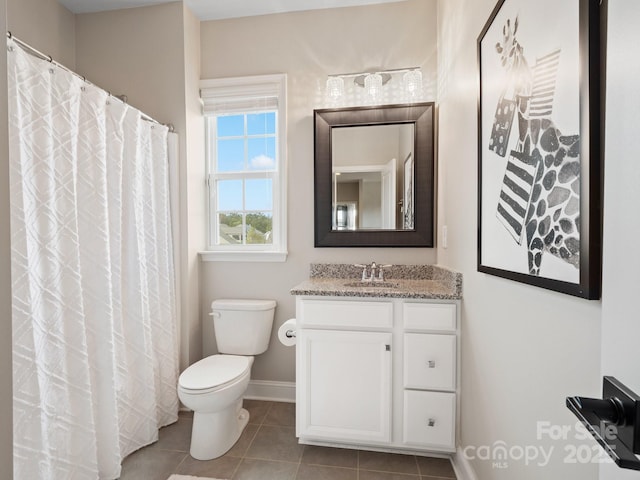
[178,298,276,460]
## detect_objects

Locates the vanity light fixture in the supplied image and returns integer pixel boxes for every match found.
[325,67,423,102]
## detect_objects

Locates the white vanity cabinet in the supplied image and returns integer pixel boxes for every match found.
[296,299,393,444]
[295,295,460,455]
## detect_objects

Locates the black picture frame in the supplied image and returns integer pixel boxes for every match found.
[314,103,435,248]
[477,0,606,299]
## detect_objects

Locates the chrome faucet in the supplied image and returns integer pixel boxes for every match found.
[374,263,392,282]
[354,263,370,281]
[354,262,392,282]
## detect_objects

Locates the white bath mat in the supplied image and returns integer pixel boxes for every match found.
[167,475,227,480]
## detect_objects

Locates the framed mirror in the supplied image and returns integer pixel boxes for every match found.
[314,102,435,247]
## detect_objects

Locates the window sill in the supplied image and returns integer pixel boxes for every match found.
[199,250,288,263]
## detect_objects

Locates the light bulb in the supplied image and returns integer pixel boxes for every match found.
[403,70,423,97]
[364,73,383,99]
[326,76,345,100]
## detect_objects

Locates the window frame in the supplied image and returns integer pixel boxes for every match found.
[200,74,287,262]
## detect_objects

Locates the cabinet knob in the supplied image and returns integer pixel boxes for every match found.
[427,360,436,368]
[428,418,436,427]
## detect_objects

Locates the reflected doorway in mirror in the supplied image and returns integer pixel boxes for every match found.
[403,153,414,229]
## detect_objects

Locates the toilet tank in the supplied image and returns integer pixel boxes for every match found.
[211,299,276,355]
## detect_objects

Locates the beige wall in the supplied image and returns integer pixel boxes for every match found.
[75,1,205,370]
[1,0,12,475]
[75,2,185,127]
[437,1,601,479]
[7,0,75,68]
[200,0,439,382]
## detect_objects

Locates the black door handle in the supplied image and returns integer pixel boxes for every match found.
[567,396,626,426]
[566,376,640,471]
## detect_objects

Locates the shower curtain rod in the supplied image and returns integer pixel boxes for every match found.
[6,31,175,132]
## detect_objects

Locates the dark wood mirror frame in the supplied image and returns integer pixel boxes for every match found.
[314,102,435,247]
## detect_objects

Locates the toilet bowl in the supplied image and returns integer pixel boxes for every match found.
[177,299,276,460]
[178,355,253,460]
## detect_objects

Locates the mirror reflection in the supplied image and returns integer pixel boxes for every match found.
[332,124,415,231]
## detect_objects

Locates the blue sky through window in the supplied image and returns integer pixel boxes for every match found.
[215,112,276,213]
[246,179,273,210]
[248,137,276,170]
[247,112,276,135]
[217,115,244,137]
[217,179,243,211]
[217,139,244,172]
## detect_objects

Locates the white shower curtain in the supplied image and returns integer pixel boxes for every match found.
[8,39,180,479]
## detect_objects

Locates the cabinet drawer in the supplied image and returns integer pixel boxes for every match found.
[403,303,456,332]
[403,390,455,450]
[299,299,393,329]
[404,333,456,391]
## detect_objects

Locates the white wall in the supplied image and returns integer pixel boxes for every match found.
[75,1,205,370]
[199,0,439,383]
[437,1,602,479]
[600,1,640,478]
[0,0,12,474]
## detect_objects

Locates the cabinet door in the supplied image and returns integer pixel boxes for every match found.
[297,329,392,444]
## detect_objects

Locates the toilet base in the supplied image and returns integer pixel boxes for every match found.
[189,400,250,460]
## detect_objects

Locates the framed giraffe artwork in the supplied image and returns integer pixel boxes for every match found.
[477,0,606,299]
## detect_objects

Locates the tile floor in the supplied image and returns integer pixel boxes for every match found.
[119,400,457,480]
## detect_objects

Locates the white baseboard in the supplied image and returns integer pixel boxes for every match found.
[452,446,478,480]
[244,380,296,403]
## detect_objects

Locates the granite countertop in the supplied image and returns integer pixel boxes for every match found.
[290,264,462,300]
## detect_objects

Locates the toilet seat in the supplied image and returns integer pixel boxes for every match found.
[179,355,251,394]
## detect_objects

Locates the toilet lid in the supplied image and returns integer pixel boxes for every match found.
[179,355,251,391]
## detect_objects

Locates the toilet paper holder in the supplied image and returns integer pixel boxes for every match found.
[277,318,297,346]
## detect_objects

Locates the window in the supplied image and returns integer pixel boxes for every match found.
[200,74,287,262]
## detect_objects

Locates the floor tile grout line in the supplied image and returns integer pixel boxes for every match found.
[173,452,189,472]
[302,462,359,470]
[261,400,274,426]
[359,467,421,476]
[242,422,261,456]
[292,444,304,479]
[228,455,242,480]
